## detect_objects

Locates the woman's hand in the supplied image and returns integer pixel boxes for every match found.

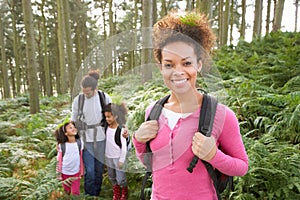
[192,132,217,161]
[134,120,159,143]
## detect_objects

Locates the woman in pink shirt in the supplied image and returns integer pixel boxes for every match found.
[133,11,248,200]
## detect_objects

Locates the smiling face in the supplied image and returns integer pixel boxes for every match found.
[104,111,117,126]
[160,41,202,95]
[64,122,77,136]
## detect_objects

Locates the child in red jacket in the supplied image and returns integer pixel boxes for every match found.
[54,121,84,196]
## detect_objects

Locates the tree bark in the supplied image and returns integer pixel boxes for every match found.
[240,0,246,40]
[198,0,213,19]
[22,0,40,113]
[229,0,234,44]
[253,0,263,38]
[295,0,299,32]
[11,1,21,96]
[223,0,230,45]
[141,0,153,83]
[273,0,285,32]
[266,0,272,34]
[63,0,75,93]
[41,0,52,97]
[218,0,223,46]
[57,0,67,94]
[160,0,167,18]
[0,15,11,98]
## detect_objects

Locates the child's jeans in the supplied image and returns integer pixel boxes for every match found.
[61,172,81,195]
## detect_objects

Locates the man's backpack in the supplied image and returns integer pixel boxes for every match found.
[61,139,82,157]
[140,94,234,200]
[75,90,107,131]
[105,125,131,151]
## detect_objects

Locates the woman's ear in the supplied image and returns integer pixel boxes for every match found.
[197,60,202,73]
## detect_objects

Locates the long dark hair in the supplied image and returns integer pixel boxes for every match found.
[54,121,79,144]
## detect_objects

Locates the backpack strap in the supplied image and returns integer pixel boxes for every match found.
[98,90,106,109]
[61,139,82,157]
[141,94,170,200]
[76,139,82,152]
[186,94,217,172]
[199,94,217,137]
[98,91,108,127]
[61,143,66,158]
[186,94,222,200]
[144,94,170,168]
[114,126,122,148]
[78,94,85,121]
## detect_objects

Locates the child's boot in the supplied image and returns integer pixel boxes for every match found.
[113,185,121,200]
[120,186,128,200]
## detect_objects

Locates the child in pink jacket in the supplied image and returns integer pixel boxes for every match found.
[55,121,84,196]
[133,11,248,200]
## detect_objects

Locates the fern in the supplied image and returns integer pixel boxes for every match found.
[21,158,60,200]
[234,135,300,199]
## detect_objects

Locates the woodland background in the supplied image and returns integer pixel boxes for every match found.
[0,0,299,200]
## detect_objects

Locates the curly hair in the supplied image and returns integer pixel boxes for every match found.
[54,121,79,144]
[103,103,128,127]
[153,11,216,73]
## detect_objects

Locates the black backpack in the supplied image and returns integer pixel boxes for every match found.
[75,90,107,131]
[105,125,131,150]
[61,139,82,157]
[140,94,234,200]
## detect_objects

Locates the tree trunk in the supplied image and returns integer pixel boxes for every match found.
[0,16,11,98]
[295,0,299,32]
[56,0,67,94]
[273,0,285,32]
[186,0,193,11]
[22,0,40,113]
[240,0,246,40]
[153,0,157,25]
[218,0,223,47]
[101,1,107,40]
[220,0,230,46]
[63,0,75,93]
[141,0,153,84]
[75,0,83,73]
[253,0,263,38]
[41,0,52,97]
[229,0,234,44]
[160,0,167,18]
[11,1,21,96]
[266,0,272,35]
[198,0,213,19]
[98,0,113,77]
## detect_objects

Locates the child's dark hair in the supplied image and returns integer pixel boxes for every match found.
[54,121,79,144]
[103,103,128,126]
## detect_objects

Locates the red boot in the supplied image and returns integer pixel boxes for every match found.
[120,186,128,200]
[113,185,121,200]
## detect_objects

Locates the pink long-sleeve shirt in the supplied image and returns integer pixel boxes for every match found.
[133,103,248,200]
[56,143,84,179]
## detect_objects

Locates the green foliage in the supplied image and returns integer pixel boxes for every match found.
[179,12,201,27]
[215,32,300,143]
[0,32,299,199]
[233,135,300,200]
